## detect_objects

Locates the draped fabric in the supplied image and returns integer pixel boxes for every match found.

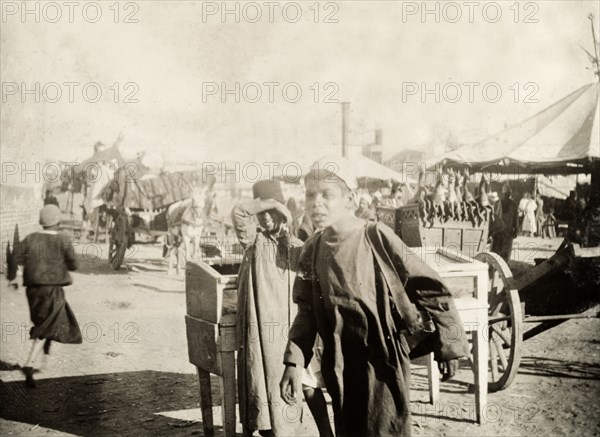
[428,82,600,174]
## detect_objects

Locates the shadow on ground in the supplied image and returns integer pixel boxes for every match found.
[0,370,225,436]
[518,356,600,380]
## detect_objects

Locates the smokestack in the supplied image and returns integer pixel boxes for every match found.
[341,102,350,158]
[375,129,382,145]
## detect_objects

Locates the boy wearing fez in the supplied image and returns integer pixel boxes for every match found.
[232,180,332,437]
[7,204,82,388]
[280,157,469,437]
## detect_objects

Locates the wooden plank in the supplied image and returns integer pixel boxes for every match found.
[185,316,222,374]
[186,262,225,323]
[514,249,570,292]
[472,330,487,424]
[572,244,600,258]
[427,353,440,404]
[443,276,477,299]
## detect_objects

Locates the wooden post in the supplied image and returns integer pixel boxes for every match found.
[197,369,215,436]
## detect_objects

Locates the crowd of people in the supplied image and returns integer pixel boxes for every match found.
[9,156,592,437]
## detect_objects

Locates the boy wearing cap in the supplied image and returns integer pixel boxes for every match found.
[280,158,469,437]
[7,204,82,388]
[232,180,332,437]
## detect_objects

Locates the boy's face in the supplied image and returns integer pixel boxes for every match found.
[305,173,354,228]
[257,209,284,233]
[359,199,369,210]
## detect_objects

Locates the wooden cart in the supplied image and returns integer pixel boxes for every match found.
[378,199,600,392]
[103,168,218,270]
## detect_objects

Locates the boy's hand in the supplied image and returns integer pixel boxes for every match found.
[280,365,300,405]
[438,359,459,382]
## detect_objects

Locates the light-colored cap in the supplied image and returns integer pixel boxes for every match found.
[305,155,358,191]
[39,204,61,227]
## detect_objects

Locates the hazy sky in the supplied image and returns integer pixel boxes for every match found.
[1,0,599,167]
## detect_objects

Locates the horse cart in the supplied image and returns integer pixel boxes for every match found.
[101,167,218,270]
[377,170,600,392]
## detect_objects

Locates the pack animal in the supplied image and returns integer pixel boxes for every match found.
[164,187,214,275]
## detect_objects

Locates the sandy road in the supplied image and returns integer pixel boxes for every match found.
[1,237,598,436]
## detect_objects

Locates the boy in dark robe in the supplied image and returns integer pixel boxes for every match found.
[280,157,469,437]
[7,204,82,388]
[232,180,332,437]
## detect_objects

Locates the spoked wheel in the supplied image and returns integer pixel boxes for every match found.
[108,210,129,270]
[475,252,523,392]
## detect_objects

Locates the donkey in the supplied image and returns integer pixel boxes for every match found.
[165,187,214,275]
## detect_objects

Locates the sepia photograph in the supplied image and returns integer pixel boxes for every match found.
[1,1,599,436]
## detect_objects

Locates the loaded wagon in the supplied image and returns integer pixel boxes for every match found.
[377,172,599,392]
[101,166,219,270]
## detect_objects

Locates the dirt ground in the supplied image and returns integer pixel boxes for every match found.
[1,235,599,436]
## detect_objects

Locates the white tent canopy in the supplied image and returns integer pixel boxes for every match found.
[427,82,600,175]
[283,152,417,186]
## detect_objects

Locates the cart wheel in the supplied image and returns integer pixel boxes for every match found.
[475,251,523,392]
[108,211,129,270]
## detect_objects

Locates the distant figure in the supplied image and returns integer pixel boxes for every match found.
[372,191,383,208]
[535,193,544,237]
[390,186,404,208]
[93,141,106,154]
[355,193,376,221]
[43,190,59,207]
[562,190,579,220]
[491,186,519,261]
[488,191,506,239]
[7,205,82,388]
[542,207,557,239]
[519,192,537,237]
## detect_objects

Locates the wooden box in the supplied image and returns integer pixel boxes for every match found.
[415,247,489,424]
[412,246,488,316]
[415,246,487,299]
[377,204,489,259]
[185,260,240,324]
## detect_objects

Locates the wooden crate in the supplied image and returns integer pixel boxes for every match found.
[377,204,489,258]
[185,259,241,437]
[185,260,240,324]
